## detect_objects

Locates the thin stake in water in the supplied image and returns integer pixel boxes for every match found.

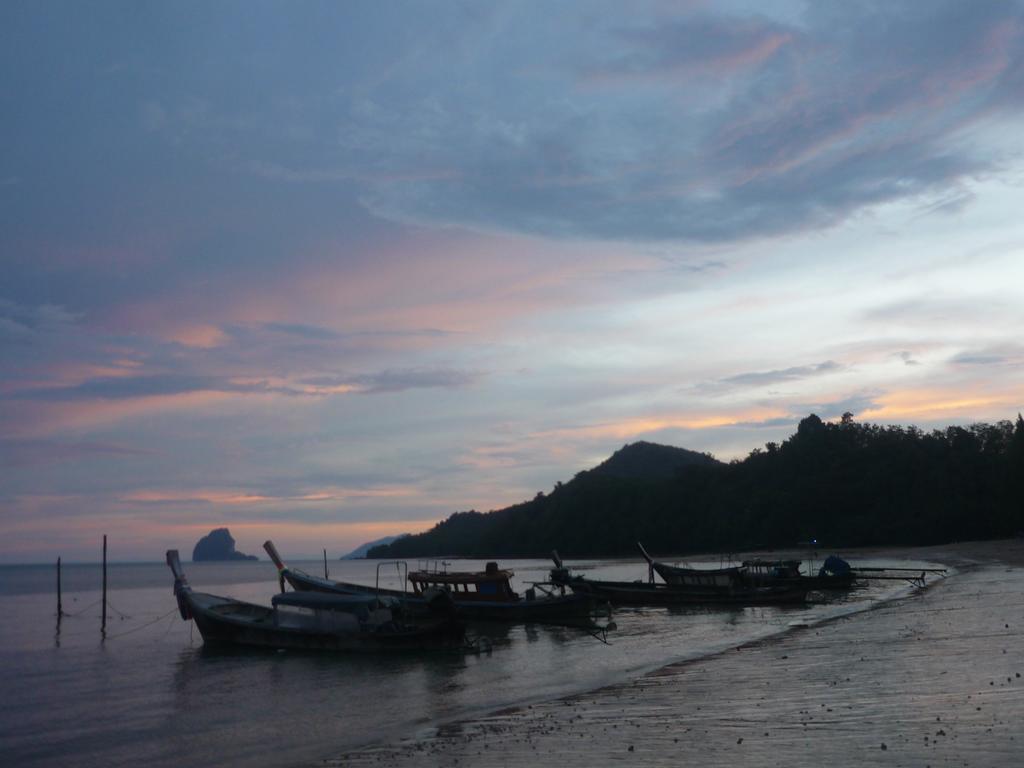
[56,556,63,618]
[101,535,107,636]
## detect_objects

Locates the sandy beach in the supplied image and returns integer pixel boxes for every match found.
[330,540,1024,767]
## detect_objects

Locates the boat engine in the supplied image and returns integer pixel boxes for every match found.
[818,555,852,578]
[549,550,572,585]
[423,585,457,616]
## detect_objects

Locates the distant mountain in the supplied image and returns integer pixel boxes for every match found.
[192,528,257,561]
[590,441,720,479]
[340,533,410,559]
[369,441,725,559]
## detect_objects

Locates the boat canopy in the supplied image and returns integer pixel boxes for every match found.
[272,592,400,611]
[408,561,519,601]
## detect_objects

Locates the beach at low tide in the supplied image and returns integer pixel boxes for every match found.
[331,540,1024,767]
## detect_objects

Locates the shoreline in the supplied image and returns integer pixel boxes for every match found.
[328,539,1024,767]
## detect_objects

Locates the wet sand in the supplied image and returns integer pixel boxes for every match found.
[330,540,1024,767]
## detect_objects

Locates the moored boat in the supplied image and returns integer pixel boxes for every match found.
[264,541,598,625]
[406,561,598,622]
[639,543,858,591]
[550,549,808,606]
[167,550,464,652]
[741,554,856,590]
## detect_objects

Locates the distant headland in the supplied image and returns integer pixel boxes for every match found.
[192,528,257,561]
[340,533,410,560]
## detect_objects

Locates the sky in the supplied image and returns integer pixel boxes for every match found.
[2,1,1024,563]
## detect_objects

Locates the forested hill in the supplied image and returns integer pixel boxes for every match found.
[368,414,1024,558]
[589,441,720,478]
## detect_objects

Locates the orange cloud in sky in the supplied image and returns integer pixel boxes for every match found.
[166,324,230,348]
[530,408,790,443]
[119,485,418,506]
[14,390,238,438]
[1,359,144,397]
[287,232,659,337]
[96,229,653,353]
[859,388,1022,421]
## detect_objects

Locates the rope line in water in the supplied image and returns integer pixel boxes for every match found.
[104,600,132,619]
[159,609,180,639]
[102,607,179,640]
[57,598,103,617]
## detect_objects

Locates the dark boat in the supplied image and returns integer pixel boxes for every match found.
[265,540,416,600]
[167,550,464,652]
[638,543,857,591]
[741,554,856,590]
[405,561,598,622]
[636,542,745,588]
[550,577,809,606]
[549,549,808,606]
[264,541,598,624]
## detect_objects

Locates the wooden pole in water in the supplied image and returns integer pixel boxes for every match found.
[101,535,107,635]
[323,548,328,579]
[57,557,63,617]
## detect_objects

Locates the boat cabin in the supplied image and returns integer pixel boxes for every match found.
[651,562,743,588]
[271,592,400,631]
[742,559,803,582]
[408,561,520,603]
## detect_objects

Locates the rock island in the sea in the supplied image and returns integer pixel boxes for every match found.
[192,528,258,561]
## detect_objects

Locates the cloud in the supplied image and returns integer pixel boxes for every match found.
[863,296,1014,327]
[9,366,481,402]
[8,374,298,402]
[689,361,843,396]
[950,344,1024,366]
[0,438,153,468]
[596,16,794,81]
[718,360,843,388]
[323,2,1024,242]
[261,322,343,340]
[348,367,481,395]
[951,352,1008,365]
[0,300,79,341]
[256,322,451,343]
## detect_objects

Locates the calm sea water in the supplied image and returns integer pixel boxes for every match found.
[0,554,938,768]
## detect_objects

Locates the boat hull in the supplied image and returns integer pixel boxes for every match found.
[183,591,465,652]
[562,578,808,606]
[281,570,596,624]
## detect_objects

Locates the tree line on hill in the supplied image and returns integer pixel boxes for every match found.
[368,413,1024,559]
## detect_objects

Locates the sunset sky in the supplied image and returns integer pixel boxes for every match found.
[3,1,1024,562]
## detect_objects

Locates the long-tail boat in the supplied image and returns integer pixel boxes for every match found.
[638,543,858,591]
[264,540,598,624]
[167,550,464,652]
[640,545,946,590]
[549,549,809,606]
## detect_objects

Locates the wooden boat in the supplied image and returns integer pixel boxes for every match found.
[741,555,856,589]
[264,540,420,601]
[552,577,809,606]
[406,561,598,622]
[167,550,464,652]
[549,550,808,606]
[264,540,597,624]
[636,543,745,588]
[638,543,858,591]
